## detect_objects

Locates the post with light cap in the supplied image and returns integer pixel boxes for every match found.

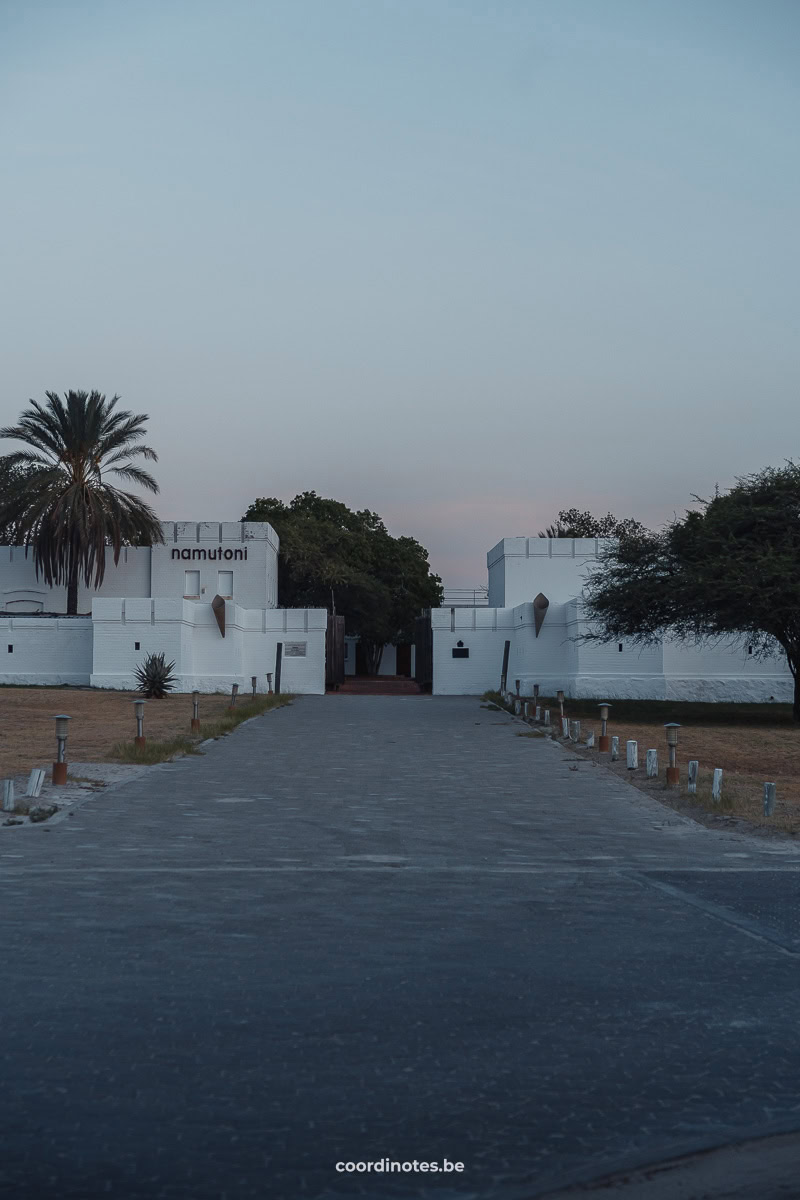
[52,714,71,785]
[598,702,611,752]
[664,723,680,786]
[133,700,146,749]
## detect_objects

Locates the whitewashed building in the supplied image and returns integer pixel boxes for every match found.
[0,522,326,693]
[432,537,792,702]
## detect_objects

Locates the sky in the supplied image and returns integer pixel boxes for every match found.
[1,0,798,586]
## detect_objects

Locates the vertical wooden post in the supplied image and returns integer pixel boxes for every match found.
[611,736,619,761]
[646,749,658,778]
[626,741,638,770]
[711,768,723,803]
[763,782,777,816]
[275,643,283,695]
[585,731,595,748]
[687,761,699,794]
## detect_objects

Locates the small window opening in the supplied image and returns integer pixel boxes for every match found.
[135,642,140,651]
[618,643,623,652]
[7,644,12,654]
[748,645,753,655]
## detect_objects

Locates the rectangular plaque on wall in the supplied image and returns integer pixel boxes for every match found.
[284,641,307,657]
[452,647,469,658]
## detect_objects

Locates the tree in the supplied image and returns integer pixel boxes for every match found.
[538,508,649,539]
[0,391,163,614]
[581,464,800,720]
[243,492,443,674]
[0,456,38,544]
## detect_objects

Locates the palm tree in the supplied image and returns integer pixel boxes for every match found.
[0,390,164,614]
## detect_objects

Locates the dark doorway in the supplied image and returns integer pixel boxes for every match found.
[325,614,345,690]
[355,640,369,675]
[396,643,412,677]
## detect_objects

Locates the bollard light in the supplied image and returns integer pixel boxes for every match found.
[191,689,200,733]
[133,699,146,747]
[230,683,239,709]
[251,675,257,700]
[52,714,71,785]
[664,723,680,786]
[598,702,612,752]
[266,672,273,695]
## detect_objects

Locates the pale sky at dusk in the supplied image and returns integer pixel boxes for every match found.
[2,1,798,585]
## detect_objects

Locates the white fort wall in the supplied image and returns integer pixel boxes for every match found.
[0,520,326,693]
[435,536,794,701]
[0,521,279,613]
[91,599,326,694]
[0,616,93,686]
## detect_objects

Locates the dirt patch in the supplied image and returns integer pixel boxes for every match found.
[0,687,267,777]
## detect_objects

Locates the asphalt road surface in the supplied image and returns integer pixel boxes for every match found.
[2,695,800,1199]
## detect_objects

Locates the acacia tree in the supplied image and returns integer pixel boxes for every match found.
[539,508,648,539]
[581,465,800,719]
[0,391,163,614]
[243,492,443,674]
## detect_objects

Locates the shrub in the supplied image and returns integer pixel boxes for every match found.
[134,652,177,698]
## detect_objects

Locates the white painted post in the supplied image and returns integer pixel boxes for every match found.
[646,749,658,778]
[514,699,521,716]
[573,720,581,742]
[523,702,529,720]
[626,740,638,770]
[712,768,723,803]
[764,782,777,816]
[535,705,541,723]
[2,780,15,812]
[586,731,595,748]
[543,709,550,726]
[687,761,699,794]
[561,716,569,738]
[26,769,45,799]
[611,736,619,761]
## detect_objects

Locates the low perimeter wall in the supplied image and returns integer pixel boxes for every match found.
[431,604,793,702]
[91,599,327,693]
[0,616,93,685]
[0,602,327,694]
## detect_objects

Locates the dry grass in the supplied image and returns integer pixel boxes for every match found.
[496,692,800,835]
[0,687,291,775]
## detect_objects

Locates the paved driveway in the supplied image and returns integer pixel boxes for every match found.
[2,696,800,1199]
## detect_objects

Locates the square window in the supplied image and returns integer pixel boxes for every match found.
[184,570,200,597]
[217,570,233,598]
[7,645,12,653]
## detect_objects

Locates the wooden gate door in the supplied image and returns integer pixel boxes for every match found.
[413,612,433,692]
[325,614,345,690]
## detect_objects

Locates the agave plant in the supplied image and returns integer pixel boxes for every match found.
[134,652,177,699]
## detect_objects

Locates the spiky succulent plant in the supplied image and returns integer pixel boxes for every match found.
[134,652,177,699]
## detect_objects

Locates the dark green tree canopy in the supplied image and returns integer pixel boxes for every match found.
[539,508,649,539]
[582,464,800,718]
[243,492,443,673]
[0,390,163,614]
